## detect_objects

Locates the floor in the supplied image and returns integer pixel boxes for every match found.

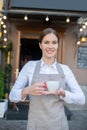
[0,110,87,130]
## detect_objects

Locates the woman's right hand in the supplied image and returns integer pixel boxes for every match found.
[22,82,45,98]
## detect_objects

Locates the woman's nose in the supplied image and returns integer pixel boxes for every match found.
[49,43,53,48]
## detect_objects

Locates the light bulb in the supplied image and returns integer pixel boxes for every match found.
[3,24,6,28]
[79,28,83,32]
[1,21,4,25]
[3,15,7,20]
[4,37,7,42]
[24,15,28,21]
[45,16,49,21]
[66,17,70,23]
[82,25,86,29]
[77,41,80,45]
[3,29,7,34]
[85,22,87,26]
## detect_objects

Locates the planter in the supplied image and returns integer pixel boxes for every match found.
[0,99,8,118]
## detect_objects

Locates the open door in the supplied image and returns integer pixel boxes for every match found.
[19,38,42,70]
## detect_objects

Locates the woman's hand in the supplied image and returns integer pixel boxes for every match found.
[43,88,66,98]
[29,82,46,95]
[22,82,65,98]
[56,88,66,98]
[22,82,45,98]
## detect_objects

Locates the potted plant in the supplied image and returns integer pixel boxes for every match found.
[0,66,8,118]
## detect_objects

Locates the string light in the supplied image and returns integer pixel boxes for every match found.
[82,25,86,29]
[4,37,7,42]
[79,28,83,32]
[85,22,87,26]
[0,13,8,45]
[1,21,4,25]
[3,15,7,20]
[3,24,6,28]
[45,16,49,21]
[77,17,87,31]
[3,29,7,34]
[77,41,80,45]
[66,17,70,23]
[24,15,28,21]
[77,17,87,43]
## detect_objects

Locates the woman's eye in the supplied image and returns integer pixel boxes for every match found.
[52,41,58,44]
[43,41,58,44]
[44,41,49,44]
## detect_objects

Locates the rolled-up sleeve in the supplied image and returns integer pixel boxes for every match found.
[61,66,85,105]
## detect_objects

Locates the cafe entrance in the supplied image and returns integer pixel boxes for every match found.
[19,38,42,70]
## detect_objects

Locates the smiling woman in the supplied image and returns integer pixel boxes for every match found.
[9,28,85,130]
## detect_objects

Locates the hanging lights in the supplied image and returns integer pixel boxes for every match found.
[77,17,87,44]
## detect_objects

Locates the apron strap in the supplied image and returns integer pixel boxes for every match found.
[56,62,65,78]
[32,60,65,78]
[32,60,41,79]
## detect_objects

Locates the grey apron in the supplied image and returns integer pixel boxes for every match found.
[27,60,69,130]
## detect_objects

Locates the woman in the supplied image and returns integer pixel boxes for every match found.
[9,28,85,130]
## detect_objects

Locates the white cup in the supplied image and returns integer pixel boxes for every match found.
[46,81,60,92]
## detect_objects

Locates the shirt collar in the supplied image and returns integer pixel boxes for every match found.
[41,59,57,69]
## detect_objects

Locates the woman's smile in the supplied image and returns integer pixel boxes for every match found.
[46,49,55,55]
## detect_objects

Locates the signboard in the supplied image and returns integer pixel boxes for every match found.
[77,46,87,68]
[10,0,87,12]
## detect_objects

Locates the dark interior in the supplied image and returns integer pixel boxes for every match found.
[19,38,42,70]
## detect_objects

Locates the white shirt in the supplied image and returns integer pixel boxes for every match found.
[9,59,85,105]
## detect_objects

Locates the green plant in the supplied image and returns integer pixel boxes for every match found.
[4,64,12,94]
[0,66,4,99]
[5,40,12,54]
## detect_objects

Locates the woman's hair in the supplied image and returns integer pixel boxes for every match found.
[39,28,59,43]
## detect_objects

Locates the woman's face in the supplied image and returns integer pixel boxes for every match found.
[39,33,58,59]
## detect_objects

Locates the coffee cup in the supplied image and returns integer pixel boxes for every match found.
[46,81,60,92]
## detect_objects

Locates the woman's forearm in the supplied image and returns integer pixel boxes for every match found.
[21,87,30,99]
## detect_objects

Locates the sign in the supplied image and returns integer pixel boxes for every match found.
[10,0,87,12]
[77,46,87,68]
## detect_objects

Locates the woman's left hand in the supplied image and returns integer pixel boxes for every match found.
[43,88,65,98]
[56,88,66,98]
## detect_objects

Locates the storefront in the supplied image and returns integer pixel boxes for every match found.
[1,0,87,86]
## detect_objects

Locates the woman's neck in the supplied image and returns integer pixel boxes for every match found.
[42,57,55,65]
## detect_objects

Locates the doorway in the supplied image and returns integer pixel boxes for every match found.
[19,38,42,70]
